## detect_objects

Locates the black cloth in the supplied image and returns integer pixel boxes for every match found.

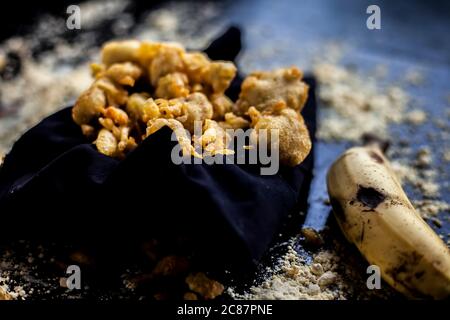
[0,27,316,271]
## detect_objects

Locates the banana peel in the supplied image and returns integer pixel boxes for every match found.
[326,145,450,299]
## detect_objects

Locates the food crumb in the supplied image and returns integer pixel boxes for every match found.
[314,62,409,141]
[404,69,425,86]
[311,263,324,276]
[443,149,450,162]
[318,271,336,287]
[413,199,450,219]
[406,109,427,125]
[416,147,432,168]
[0,286,12,300]
[183,292,198,300]
[185,272,224,300]
[230,245,350,300]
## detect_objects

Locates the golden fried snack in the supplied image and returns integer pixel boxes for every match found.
[95,128,118,157]
[98,113,136,157]
[80,124,95,138]
[104,62,143,86]
[72,86,106,126]
[155,93,213,133]
[101,40,141,66]
[181,52,210,83]
[98,117,121,138]
[146,118,200,158]
[219,112,250,130]
[104,106,129,126]
[94,77,129,107]
[209,93,233,120]
[155,72,189,99]
[185,273,224,300]
[235,66,309,114]
[126,92,149,121]
[203,61,237,94]
[177,92,214,133]
[156,98,183,119]
[149,45,185,86]
[127,95,161,124]
[248,103,311,167]
[151,256,190,277]
[0,287,12,300]
[73,39,312,167]
[183,292,198,300]
[193,119,234,155]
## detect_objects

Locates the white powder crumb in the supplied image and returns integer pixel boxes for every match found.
[372,64,388,79]
[406,109,427,125]
[311,263,324,276]
[413,200,450,220]
[419,181,439,197]
[416,147,432,167]
[390,160,417,185]
[404,69,425,86]
[306,284,321,295]
[314,62,409,141]
[390,159,439,197]
[318,271,336,287]
[230,245,347,300]
[443,150,450,162]
[151,10,179,32]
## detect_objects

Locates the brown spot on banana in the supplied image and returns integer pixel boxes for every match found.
[356,186,386,210]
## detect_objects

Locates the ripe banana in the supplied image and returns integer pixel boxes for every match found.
[326,145,450,299]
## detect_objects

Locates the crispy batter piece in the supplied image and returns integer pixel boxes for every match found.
[146,118,200,158]
[235,66,309,114]
[181,52,210,83]
[101,40,142,66]
[219,112,250,130]
[105,62,143,86]
[248,103,311,166]
[185,272,224,300]
[0,287,12,300]
[73,40,311,166]
[95,128,118,157]
[94,77,128,106]
[176,92,214,133]
[202,61,237,94]
[150,45,185,86]
[210,93,233,120]
[193,119,234,155]
[72,86,106,126]
[155,72,189,99]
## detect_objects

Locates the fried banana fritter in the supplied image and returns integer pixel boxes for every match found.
[72,86,106,126]
[72,39,311,166]
[185,272,224,300]
[235,66,309,114]
[248,103,311,167]
[155,72,190,99]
